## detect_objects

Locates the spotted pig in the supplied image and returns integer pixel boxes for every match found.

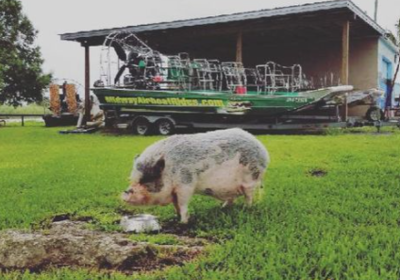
[122,128,270,223]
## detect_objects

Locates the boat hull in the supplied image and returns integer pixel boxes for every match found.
[93,86,353,117]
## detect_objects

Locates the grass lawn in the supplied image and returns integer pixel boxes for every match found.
[0,104,51,115]
[0,125,400,279]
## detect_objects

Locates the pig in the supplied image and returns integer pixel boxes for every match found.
[122,128,270,223]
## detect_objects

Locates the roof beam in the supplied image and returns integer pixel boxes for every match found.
[60,0,384,45]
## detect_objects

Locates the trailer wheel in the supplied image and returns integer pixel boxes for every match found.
[366,107,384,122]
[155,119,175,135]
[132,118,151,135]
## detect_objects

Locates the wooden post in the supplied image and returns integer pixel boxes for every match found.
[21,115,24,127]
[342,93,348,122]
[84,44,91,122]
[236,30,243,63]
[341,21,350,85]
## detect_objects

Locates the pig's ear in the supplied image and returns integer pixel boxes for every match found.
[140,157,165,184]
[153,158,165,176]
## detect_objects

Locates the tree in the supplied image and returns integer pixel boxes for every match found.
[0,0,51,106]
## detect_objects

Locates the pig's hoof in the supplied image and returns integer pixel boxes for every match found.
[179,216,190,224]
[221,200,235,208]
[242,203,253,210]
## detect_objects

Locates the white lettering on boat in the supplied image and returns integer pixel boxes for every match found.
[104,96,224,107]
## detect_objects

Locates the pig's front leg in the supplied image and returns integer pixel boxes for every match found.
[171,192,181,220]
[172,186,194,224]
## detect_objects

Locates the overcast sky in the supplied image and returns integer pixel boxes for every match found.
[19,0,399,93]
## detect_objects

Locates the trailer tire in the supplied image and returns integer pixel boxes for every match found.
[155,118,175,135]
[132,118,151,135]
[366,107,384,122]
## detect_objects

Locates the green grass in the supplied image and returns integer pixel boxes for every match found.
[0,104,51,115]
[1,125,400,279]
[129,233,183,245]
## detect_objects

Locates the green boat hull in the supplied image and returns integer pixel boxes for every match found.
[93,86,353,117]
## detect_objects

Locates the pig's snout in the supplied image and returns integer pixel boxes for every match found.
[121,188,131,202]
[121,185,151,205]
[123,190,131,195]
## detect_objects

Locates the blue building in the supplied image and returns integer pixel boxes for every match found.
[378,37,399,109]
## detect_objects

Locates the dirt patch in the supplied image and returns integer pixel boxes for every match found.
[0,220,205,274]
[161,219,196,237]
[308,169,328,177]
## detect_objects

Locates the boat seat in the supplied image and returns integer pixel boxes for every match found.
[245,68,263,92]
[221,62,246,92]
[193,59,218,91]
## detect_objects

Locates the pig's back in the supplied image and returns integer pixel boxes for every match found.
[165,129,269,178]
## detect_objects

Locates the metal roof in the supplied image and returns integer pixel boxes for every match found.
[60,0,386,42]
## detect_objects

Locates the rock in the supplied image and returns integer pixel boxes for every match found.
[0,220,203,273]
[120,214,161,233]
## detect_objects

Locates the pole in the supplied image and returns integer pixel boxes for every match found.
[374,0,378,22]
[84,44,90,123]
[236,30,243,63]
[343,93,348,122]
[341,21,350,85]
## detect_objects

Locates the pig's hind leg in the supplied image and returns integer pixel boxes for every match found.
[222,198,235,208]
[242,167,265,206]
[241,180,262,206]
[240,186,254,206]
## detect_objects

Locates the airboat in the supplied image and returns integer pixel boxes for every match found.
[92,32,353,118]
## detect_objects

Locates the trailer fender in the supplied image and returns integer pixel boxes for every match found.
[131,115,176,126]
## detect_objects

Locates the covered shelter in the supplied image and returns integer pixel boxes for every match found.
[60,0,397,117]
